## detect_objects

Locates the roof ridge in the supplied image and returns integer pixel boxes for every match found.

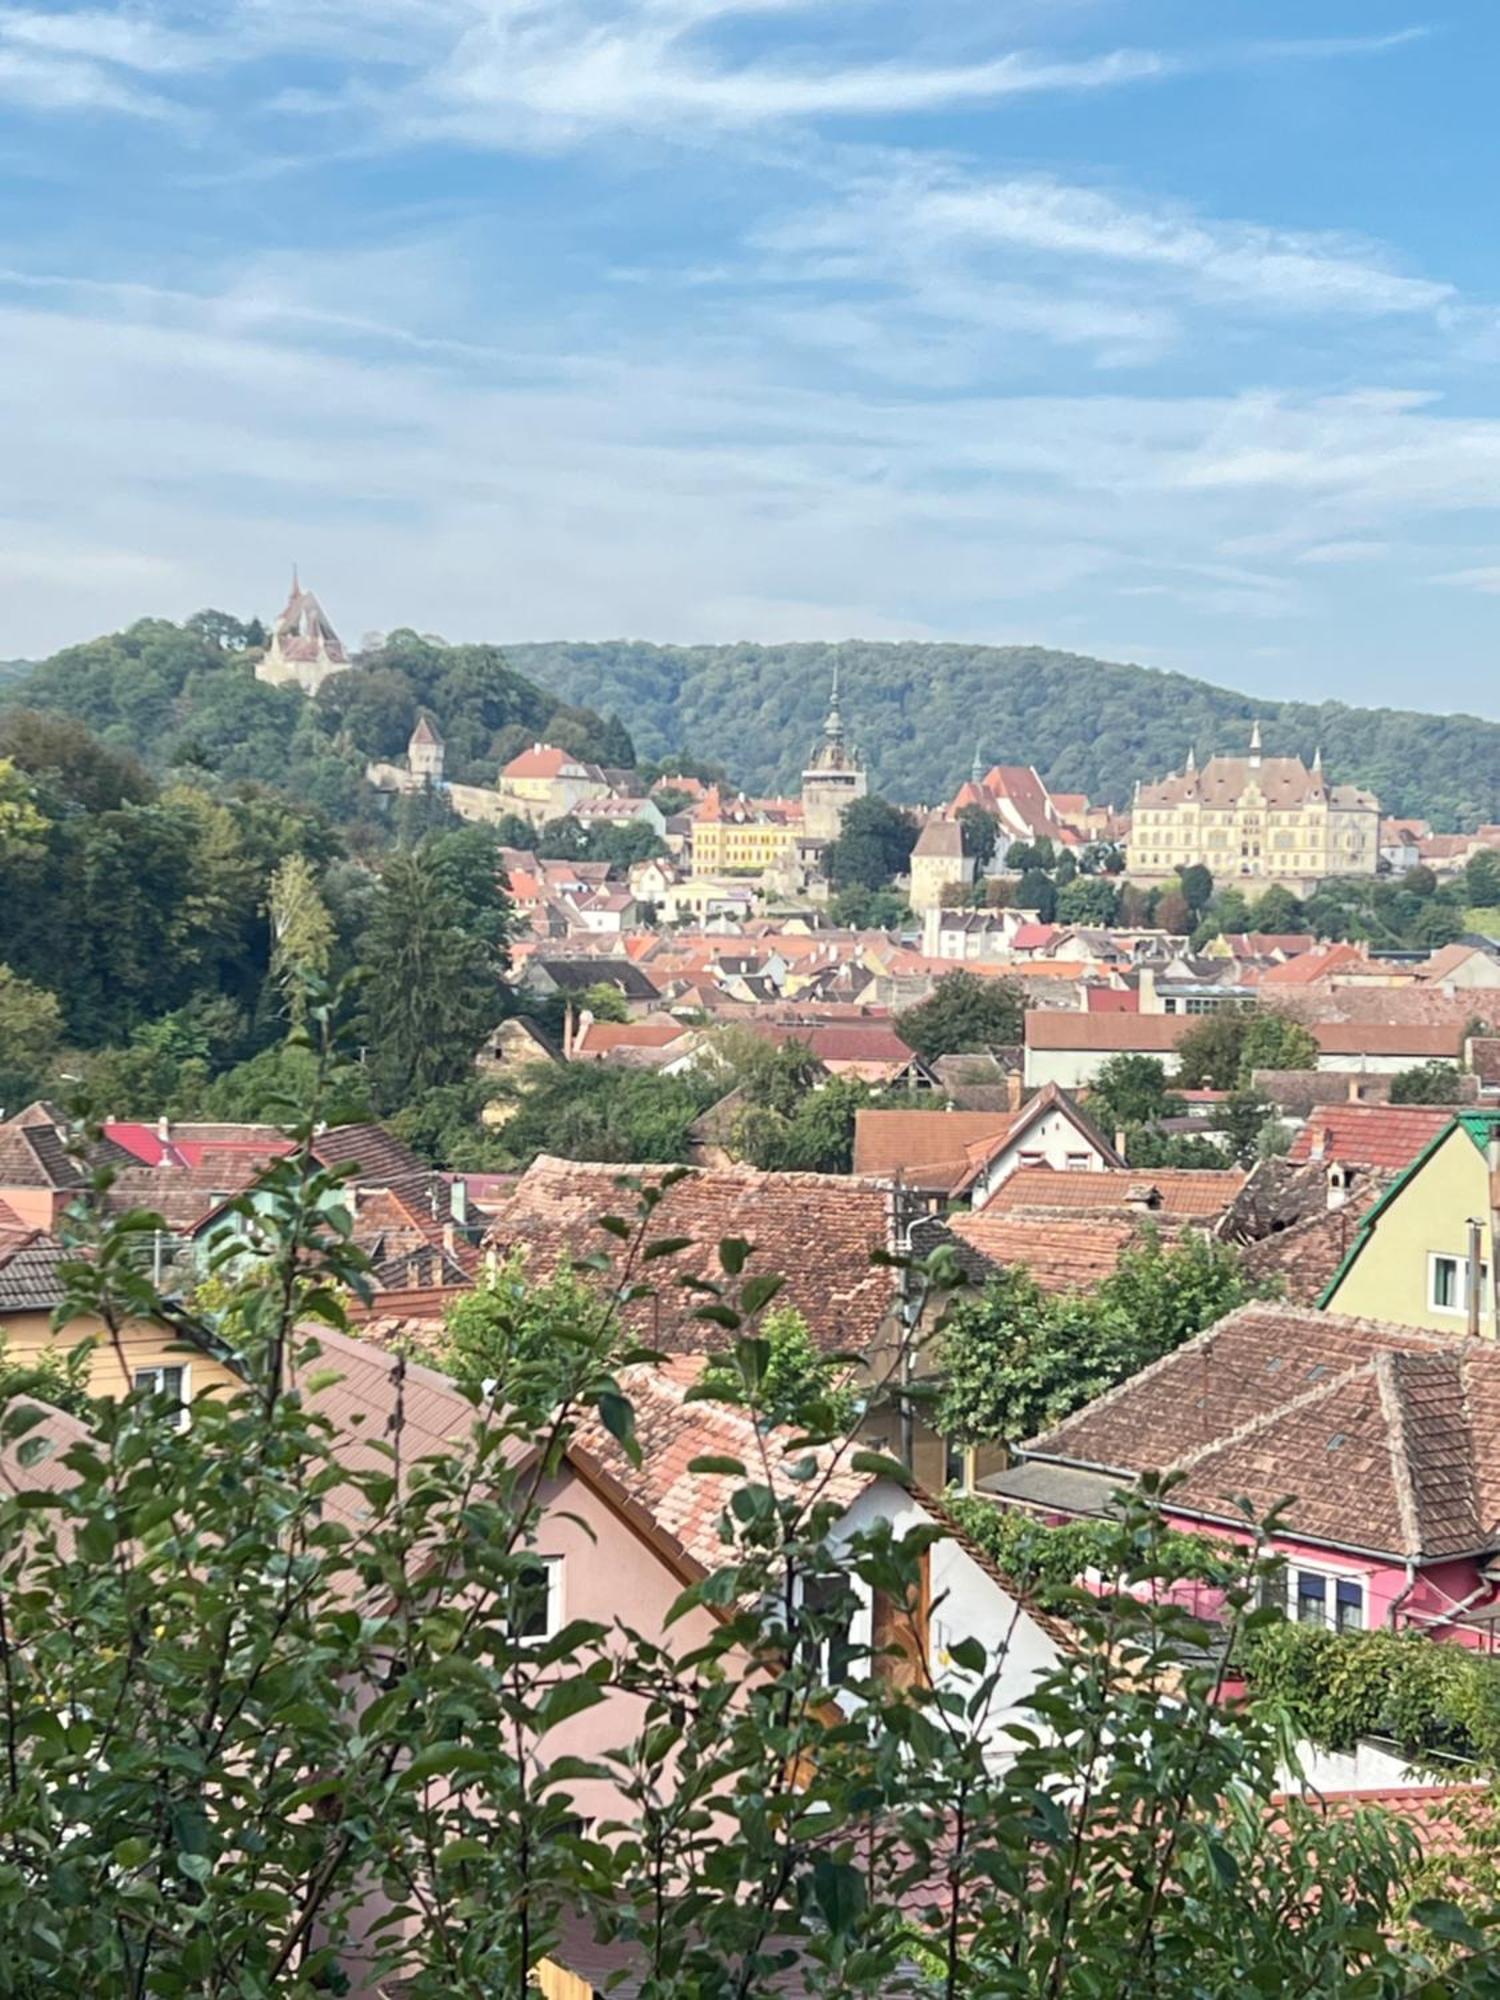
[1372,1348,1426,1558]
[1167,1359,1376,1480]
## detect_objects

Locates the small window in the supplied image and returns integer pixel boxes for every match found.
[1064,1153,1091,1171]
[1430,1255,1489,1317]
[1335,1579,1364,1632]
[802,1574,863,1688]
[1295,1571,1328,1626]
[1432,1256,1461,1313]
[508,1557,563,1642]
[133,1365,189,1429]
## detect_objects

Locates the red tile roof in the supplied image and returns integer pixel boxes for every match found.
[948,1211,1164,1293]
[1024,1300,1500,1560]
[1286,1104,1455,1169]
[982,1165,1246,1220]
[481,1156,899,1354]
[852,1109,1018,1186]
[502,744,589,779]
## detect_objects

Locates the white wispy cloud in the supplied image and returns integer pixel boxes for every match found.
[843,173,1453,319]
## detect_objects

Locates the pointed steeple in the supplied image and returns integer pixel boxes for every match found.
[1248,719,1262,767]
[823,662,844,748]
[1185,745,1196,774]
[1312,744,1323,773]
[971,745,985,786]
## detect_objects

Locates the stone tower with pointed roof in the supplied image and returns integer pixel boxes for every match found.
[800,663,868,845]
[256,569,352,696]
[408,713,445,785]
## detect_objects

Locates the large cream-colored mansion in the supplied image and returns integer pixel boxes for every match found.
[1125,724,1379,889]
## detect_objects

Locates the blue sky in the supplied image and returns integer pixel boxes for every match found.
[2,1,1498,717]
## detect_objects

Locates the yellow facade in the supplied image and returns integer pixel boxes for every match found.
[690,818,798,875]
[1126,740,1378,889]
[0,1311,243,1405]
[1323,1121,1499,1334]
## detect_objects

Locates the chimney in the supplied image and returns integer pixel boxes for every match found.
[450,1177,469,1226]
[1007,1070,1023,1112]
[406,1255,422,1289]
[442,1222,456,1257]
[1310,1123,1330,1162]
[563,998,576,1060]
[1126,1183,1162,1213]
[1326,1163,1350,1212]
[1115,1128,1128,1163]
[156,1114,170,1145]
[1346,1074,1360,1101]
[1138,966,1158,1013]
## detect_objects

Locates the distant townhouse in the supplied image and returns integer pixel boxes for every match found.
[982,1298,1500,1651]
[1022,1009,1465,1090]
[1125,725,1378,889]
[1320,1110,1500,1334]
[689,788,803,876]
[948,762,1083,864]
[497,744,612,823]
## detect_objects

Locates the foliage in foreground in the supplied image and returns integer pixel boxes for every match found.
[936,1226,1261,1448]
[0,1042,1494,1992]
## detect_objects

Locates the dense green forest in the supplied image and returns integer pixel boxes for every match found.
[1,617,633,822]
[507,639,1500,828]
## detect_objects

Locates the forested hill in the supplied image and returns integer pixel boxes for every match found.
[1,618,632,822]
[506,640,1500,830]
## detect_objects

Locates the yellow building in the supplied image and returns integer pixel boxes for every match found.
[1126,724,1378,889]
[0,1239,243,1410]
[908,818,973,914]
[1322,1112,1500,1333]
[496,744,611,824]
[689,789,801,875]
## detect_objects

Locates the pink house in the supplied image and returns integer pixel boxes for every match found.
[981,1300,1500,1649]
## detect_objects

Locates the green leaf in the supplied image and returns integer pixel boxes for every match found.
[812,1856,866,1936]
[740,1272,784,1315]
[595,1389,636,1454]
[176,1853,213,1884]
[643,1236,694,1262]
[687,1455,747,1478]
[718,1237,751,1275]
[946,1636,986,1675]
[850,1449,912,1486]
[404,1744,493,1783]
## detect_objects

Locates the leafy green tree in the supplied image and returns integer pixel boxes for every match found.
[825,795,917,890]
[1248,883,1307,933]
[1415,904,1466,948]
[439,1254,607,1395]
[1014,869,1057,921]
[267,853,334,1015]
[1466,850,1500,908]
[1178,862,1214,914]
[826,882,910,929]
[1174,1008,1255,1091]
[358,849,506,1109]
[1055,875,1119,925]
[0,756,48,855]
[185,607,264,652]
[1390,1060,1464,1105]
[938,1228,1257,1447]
[955,804,998,867]
[0,964,62,1108]
[896,970,1024,1059]
[1239,1011,1320,1078]
[700,1305,851,1424]
[1086,1053,1180,1131]
[496,1062,716,1167]
[733,1075,871,1174]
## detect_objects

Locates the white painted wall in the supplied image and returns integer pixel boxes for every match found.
[834,1480,1063,1768]
[1278,1736,1474,1794]
[966,1108,1111,1207]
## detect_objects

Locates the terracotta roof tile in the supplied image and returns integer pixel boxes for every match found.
[1286,1104,1455,1169]
[981,1166,1245,1221]
[1024,1300,1500,1560]
[947,1211,1169,1293]
[852,1109,1018,1186]
[481,1156,899,1354]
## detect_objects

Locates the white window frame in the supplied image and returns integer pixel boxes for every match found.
[1279,1564,1365,1633]
[509,1554,564,1644]
[133,1363,191,1430]
[1429,1252,1490,1318]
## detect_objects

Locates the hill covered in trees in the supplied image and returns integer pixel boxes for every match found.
[2,617,633,822]
[507,639,1500,829]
